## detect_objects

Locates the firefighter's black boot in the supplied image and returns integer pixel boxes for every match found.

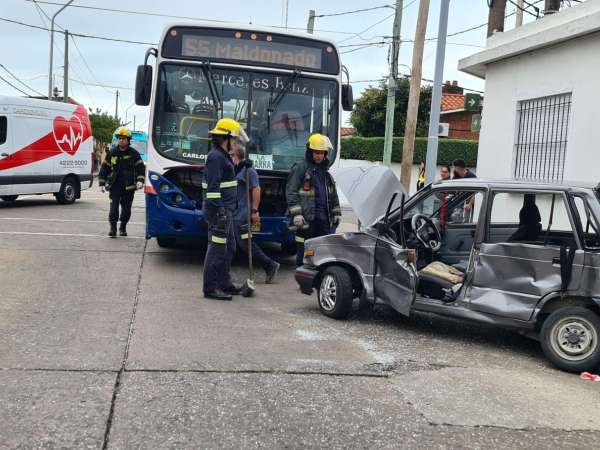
[119,224,127,236]
[108,223,117,238]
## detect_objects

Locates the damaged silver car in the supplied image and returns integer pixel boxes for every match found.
[295,166,600,372]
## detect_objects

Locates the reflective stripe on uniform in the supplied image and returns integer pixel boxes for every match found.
[211,235,227,244]
[137,175,145,181]
[135,160,144,166]
[206,192,221,199]
[201,182,208,188]
[295,236,305,243]
[220,180,238,188]
[111,156,118,165]
[125,184,136,190]
[289,204,302,216]
[240,233,249,240]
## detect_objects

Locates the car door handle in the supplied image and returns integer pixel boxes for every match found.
[552,257,561,266]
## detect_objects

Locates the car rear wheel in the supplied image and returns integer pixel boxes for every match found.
[317,266,353,319]
[56,177,78,204]
[1,195,18,202]
[540,306,600,373]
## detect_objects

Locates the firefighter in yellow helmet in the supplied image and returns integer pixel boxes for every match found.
[286,133,341,267]
[202,118,249,301]
[98,127,145,237]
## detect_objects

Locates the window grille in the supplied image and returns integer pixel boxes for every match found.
[514,93,571,182]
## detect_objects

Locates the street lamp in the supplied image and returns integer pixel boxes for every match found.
[48,0,74,100]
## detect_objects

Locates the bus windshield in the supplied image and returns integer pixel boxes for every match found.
[152,63,338,170]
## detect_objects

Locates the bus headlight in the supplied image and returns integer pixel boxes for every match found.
[159,184,170,193]
[174,194,183,203]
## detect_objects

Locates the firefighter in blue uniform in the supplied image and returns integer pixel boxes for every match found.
[202,118,249,301]
[98,127,145,237]
[286,133,342,267]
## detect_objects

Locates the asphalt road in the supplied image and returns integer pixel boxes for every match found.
[1,187,600,449]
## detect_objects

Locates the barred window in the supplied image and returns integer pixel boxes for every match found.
[514,93,571,182]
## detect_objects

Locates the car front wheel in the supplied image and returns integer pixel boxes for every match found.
[317,266,353,319]
[1,195,18,202]
[540,306,600,373]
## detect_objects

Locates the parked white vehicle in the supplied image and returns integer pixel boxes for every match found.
[0,96,93,204]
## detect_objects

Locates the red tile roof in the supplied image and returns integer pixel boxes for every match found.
[341,127,357,137]
[441,93,464,112]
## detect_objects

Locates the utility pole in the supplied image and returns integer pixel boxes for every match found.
[487,0,507,37]
[282,0,289,28]
[63,30,69,103]
[544,0,560,15]
[307,10,315,34]
[424,0,449,185]
[115,90,119,121]
[515,0,524,27]
[133,115,136,132]
[48,0,74,100]
[400,0,430,191]
[382,0,404,167]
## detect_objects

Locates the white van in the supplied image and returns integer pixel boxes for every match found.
[0,96,94,204]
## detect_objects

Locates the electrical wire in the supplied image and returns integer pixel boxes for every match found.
[70,35,115,95]
[316,4,394,18]
[349,76,484,94]
[0,74,31,95]
[0,64,45,96]
[508,0,540,17]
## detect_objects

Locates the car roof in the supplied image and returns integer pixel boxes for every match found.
[432,178,598,192]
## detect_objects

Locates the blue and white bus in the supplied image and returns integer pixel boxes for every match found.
[135,23,353,249]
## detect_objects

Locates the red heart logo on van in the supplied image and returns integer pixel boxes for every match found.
[52,115,84,156]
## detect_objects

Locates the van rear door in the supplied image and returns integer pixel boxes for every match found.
[0,114,15,196]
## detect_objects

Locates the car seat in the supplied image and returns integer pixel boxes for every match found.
[508,194,542,242]
[417,261,465,301]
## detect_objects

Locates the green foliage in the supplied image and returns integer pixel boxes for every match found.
[340,137,478,166]
[349,79,432,137]
[89,109,120,144]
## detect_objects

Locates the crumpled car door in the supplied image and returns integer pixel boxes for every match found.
[373,234,417,317]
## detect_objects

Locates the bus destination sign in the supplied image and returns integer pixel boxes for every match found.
[182,35,323,71]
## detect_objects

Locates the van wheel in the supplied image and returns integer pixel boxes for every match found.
[157,237,176,248]
[540,307,600,372]
[317,266,353,319]
[1,195,18,202]
[56,177,78,204]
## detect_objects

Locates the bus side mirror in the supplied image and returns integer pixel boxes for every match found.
[135,65,153,106]
[341,84,353,111]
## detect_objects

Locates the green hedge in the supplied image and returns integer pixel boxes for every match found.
[340,137,478,166]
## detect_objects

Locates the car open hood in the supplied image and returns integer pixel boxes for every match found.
[330,165,407,227]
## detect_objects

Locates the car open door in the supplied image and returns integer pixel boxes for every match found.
[372,193,417,317]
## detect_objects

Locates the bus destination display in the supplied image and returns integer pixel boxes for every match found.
[182,35,323,71]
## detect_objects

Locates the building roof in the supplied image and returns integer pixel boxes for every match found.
[341,127,356,137]
[458,0,600,79]
[441,93,464,112]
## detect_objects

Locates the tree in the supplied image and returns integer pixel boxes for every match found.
[89,108,120,145]
[350,78,432,137]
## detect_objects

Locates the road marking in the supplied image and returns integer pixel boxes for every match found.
[0,231,145,239]
[0,217,144,225]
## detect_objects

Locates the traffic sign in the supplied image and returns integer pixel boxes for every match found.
[465,93,483,112]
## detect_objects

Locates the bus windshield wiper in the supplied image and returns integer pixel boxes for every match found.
[268,69,301,118]
[201,61,222,115]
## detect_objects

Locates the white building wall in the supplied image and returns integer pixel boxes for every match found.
[477,32,600,183]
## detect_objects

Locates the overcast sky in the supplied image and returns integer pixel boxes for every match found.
[0,0,540,128]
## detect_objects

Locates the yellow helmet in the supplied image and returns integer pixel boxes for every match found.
[209,118,249,144]
[114,127,132,139]
[307,133,333,152]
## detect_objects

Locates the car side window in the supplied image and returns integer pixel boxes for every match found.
[487,192,576,247]
[571,195,600,249]
[408,189,482,226]
[0,116,7,145]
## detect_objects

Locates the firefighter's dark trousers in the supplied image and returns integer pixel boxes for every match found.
[295,215,332,267]
[109,188,135,227]
[203,208,236,294]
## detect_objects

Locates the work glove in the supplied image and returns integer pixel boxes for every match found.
[332,215,341,227]
[136,181,144,190]
[293,215,306,227]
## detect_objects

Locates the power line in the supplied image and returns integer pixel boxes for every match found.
[70,35,115,95]
[508,0,540,17]
[0,74,31,95]
[0,64,45,96]
[316,4,394,18]
[22,0,374,37]
[337,0,418,45]
[349,76,484,94]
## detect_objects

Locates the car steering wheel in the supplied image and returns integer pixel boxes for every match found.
[411,213,442,251]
